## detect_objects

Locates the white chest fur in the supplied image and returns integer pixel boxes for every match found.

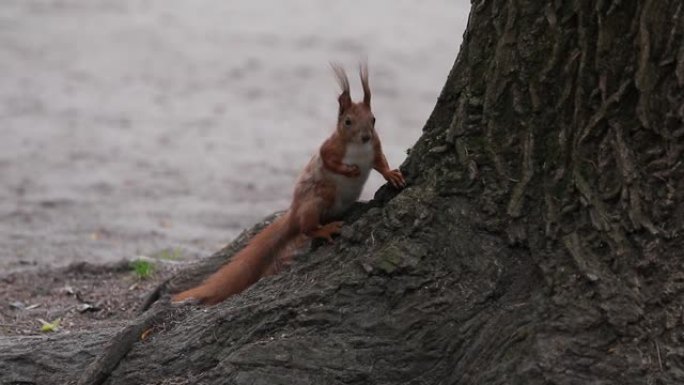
[328,142,374,217]
[343,142,375,171]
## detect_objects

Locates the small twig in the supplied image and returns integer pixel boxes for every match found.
[655,340,663,371]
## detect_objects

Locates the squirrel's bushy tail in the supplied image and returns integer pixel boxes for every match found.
[172,213,296,305]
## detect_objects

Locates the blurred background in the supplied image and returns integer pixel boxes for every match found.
[0,0,470,271]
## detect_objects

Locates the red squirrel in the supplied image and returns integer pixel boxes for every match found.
[172,63,405,305]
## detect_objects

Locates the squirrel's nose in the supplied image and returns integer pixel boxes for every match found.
[361,134,371,143]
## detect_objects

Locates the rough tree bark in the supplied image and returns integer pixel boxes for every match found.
[2,0,684,384]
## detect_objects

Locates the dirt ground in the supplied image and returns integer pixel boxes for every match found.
[0,0,469,335]
[0,258,178,336]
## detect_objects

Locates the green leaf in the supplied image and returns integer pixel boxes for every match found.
[130,259,155,279]
[39,318,61,333]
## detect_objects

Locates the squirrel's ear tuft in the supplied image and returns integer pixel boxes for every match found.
[359,61,370,107]
[331,62,352,115]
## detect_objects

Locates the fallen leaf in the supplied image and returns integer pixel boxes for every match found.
[77,303,100,313]
[140,328,153,341]
[38,318,60,333]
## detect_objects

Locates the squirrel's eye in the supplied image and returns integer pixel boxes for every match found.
[371,117,376,125]
[344,117,352,127]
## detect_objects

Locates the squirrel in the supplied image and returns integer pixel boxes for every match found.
[172,63,405,305]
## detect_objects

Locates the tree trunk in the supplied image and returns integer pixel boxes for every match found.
[4,0,684,384]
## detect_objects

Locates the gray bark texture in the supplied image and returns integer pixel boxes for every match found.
[3,0,684,384]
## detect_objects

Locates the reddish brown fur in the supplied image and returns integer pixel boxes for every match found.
[172,63,405,305]
[172,214,296,305]
[372,136,405,187]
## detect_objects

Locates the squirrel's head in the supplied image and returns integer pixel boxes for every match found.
[331,62,375,145]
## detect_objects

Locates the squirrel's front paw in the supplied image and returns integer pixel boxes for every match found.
[342,164,361,177]
[383,169,406,188]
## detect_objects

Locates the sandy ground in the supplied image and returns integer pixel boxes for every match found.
[0,0,470,272]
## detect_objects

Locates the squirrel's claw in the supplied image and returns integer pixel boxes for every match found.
[384,169,406,189]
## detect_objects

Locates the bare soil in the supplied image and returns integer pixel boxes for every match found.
[0,259,178,336]
[0,0,469,341]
